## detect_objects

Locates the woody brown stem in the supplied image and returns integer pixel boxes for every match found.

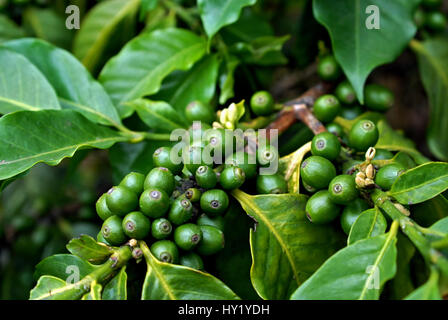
[266,82,332,139]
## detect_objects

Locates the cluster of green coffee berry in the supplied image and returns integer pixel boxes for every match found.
[414,0,447,33]
[301,120,408,234]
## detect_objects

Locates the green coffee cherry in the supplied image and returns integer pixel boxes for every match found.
[250,91,275,116]
[339,105,363,120]
[139,188,170,218]
[195,165,218,189]
[197,214,225,231]
[119,172,145,194]
[105,186,138,216]
[180,252,204,270]
[335,80,357,105]
[373,149,394,160]
[101,216,127,245]
[220,166,245,190]
[151,218,173,240]
[300,155,336,190]
[168,197,193,225]
[122,211,150,239]
[151,240,179,264]
[425,11,447,32]
[203,128,229,158]
[313,94,342,123]
[185,188,202,202]
[311,132,341,161]
[305,190,341,224]
[375,163,406,190]
[348,119,379,152]
[326,122,344,138]
[256,174,287,194]
[364,84,394,112]
[185,101,215,124]
[317,55,342,82]
[328,174,358,205]
[144,167,175,196]
[200,189,229,216]
[196,225,225,256]
[257,144,279,167]
[174,223,203,251]
[225,152,257,179]
[96,193,114,221]
[97,231,110,245]
[340,198,370,235]
[153,146,183,175]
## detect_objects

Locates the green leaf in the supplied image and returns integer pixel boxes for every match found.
[140,241,240,300]
[34,254,99,281]
[198,0,257,39]
[0,14,25,43]
[2,38,123,128]
[389,162,448,205]
[66,235,114,264]
[73,0,140,72]
[291,222,399,300]
[232,190,343,300]
[413,195,448,227]
[219,55,240,104]
[375,120,429,165]
[22,8,73,50]
[348,208,387,245]
[0,110,127,180]
[313,0,417,103]
[30,275,87,300]
[140,0,159,20]
[102,267,127,300]
[109,140,173,184]
[405,269,441,300]
[129,99,188,132]
[90,282,103,300]
[99,28,207,118]
[430,217,448,234]
[412,38,448,161]
[230,35,289,66]
[0,48,60,114]
[152,54,220,117]
[388,233,416,299]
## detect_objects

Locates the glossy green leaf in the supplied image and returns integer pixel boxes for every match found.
[232,190,343,300]
[152,54,220,117]
[230,35,289,66]
[348,208,387,245]
[73,0,140,72]
[109,140,173,184]
[405,269,441,300]
[99,28,207,118]
[2,38,123,128]
[140,0,158,20]
[140,241,239,300]
[128,99,188,132]
[413,195,448,227]
[0,48,60,114]
[313,0,417,103]
[291,223,399,300]
[0,14,25,43]
[30,275,87,300]
[0,110,127,180]
[88,282,103,300]
[375,120,429,165]
[66,235,114,264]
[430,217,448,234]
[412,38,448,161]
[102,267,127,300]
[198,0,256,39]
[389,162,448,205]
[34,254,99,281]
[219,55,240,104]
[22,8,72,50]
[389,234,415,299]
